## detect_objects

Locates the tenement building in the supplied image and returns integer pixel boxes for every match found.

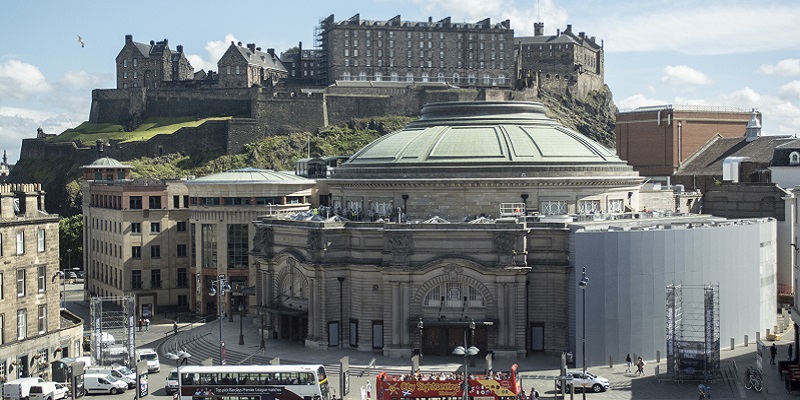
[317,14,515,88]
[251,101,776,365]
[82,157,191,318]
[0,184,83,380]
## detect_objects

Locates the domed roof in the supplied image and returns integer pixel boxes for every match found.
[186,168,315,185]
[335,101,638,179]
[86,157,131,168]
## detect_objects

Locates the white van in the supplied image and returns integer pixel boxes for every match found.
[135,348,160,373]
[29,382,69,400]
[83,374,126,395]
[3,377,44,400]
[85,366,135,389]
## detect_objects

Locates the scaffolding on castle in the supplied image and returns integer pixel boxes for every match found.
[89,296,136,367]
[666,284,721,381]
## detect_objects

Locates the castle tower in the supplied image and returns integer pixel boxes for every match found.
[534,22,544,36]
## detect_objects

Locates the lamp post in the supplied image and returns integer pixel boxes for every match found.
[452,319,478,400]
[208,275,231,365]
[53,271,65,310]
[238,302,245,346]
[417,318,424,365]
[165,344,191,399]
[578,267,589,400]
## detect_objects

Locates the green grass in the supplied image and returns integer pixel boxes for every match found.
[49,117,232,146]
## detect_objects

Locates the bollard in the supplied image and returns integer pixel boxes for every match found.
[745,335,749,347]
[609,356,613,369]
[656,350,660,363]
[731,338,735,350]
[757,331,761,343]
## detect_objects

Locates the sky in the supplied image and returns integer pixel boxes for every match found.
[2,0,800,163]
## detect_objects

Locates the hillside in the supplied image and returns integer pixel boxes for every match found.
[11,90,617,218]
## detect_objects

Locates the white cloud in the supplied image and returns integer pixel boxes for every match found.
[661,65,712,86]
[186,34,240,73]
[778,81,800,100]
[61,70,109,89]
[409,0,568,36]
[616,93,668,111]
[759,59,800,76]
[0,59,52,100]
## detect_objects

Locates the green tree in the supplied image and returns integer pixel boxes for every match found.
[59,214,83,271]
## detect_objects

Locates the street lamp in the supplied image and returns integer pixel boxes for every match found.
[238,302,245,346]
[208,275,231,365]
[578,266,589,400]
[165,346,191,399]
[452,319,478,400]
[417,318,424,365]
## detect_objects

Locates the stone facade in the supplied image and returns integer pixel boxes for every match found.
[0,183,83,381]
[115,35,193,89]
[82,159,191,317]
[318,14,515,88]
[217,42,288,88]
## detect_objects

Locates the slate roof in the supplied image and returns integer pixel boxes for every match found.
[185,168,313,185]
[516,26,602,50]
[675,135,795,176]
[770,138,800,167]
[231,45,287,73]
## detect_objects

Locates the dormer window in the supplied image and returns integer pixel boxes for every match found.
[790,151,800,166]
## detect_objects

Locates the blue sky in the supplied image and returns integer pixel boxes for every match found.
[1,0,800,163]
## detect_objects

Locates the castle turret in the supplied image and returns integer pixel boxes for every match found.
[534,22,544,36]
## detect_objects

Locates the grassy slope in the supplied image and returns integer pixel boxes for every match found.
[50,117,232,146]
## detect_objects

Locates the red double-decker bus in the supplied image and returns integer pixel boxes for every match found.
[376,364,520,400]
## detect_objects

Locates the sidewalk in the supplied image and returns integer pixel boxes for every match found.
[153,315,800,400]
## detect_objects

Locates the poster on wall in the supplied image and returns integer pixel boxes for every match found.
[142,304,153,319]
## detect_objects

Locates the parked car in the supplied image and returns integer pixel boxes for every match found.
[83,374,126,395]
[556,370,610,393]
[135,348,160,373]
[85,366,135,389]
[165,369,178,394]
[29,382,69,400]
[2,378,45,400]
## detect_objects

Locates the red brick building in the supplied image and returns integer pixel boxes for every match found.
[616,105,759,176]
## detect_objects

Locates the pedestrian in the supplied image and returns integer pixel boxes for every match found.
[625,353,632,373]
[636,357,645,375]
[790,344,794,361]
[144,318,150,331]
[138,318,143,332]
[530,388,539,400]
[770,343,777,365]
[173,321,178,336]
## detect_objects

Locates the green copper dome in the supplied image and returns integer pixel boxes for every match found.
[335,101,637,179]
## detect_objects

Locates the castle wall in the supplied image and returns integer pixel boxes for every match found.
[109,119,230,158]
[146,87,252,118]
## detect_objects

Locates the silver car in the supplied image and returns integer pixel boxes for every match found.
[557,370,610,393]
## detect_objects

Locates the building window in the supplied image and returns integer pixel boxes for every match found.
[150,245,161,259]
[16,231,24,255]
[37,265,46,292]
[150,222,161,233]
[177,244,187,257]
[37,305,46,334]
[791,151,800,166]
[227,224,249,269]
[177,268,188,288]
[132,246,141,259]
[0,272,3,299]
[609,199,624,213]
[16,309,26,340]
[148,196,161,209]
[151,269,162,288]
[16,270,25,297]
[578,200,601,214]
[37,228,45,252]
[132,270,142,289]
[129,196,142,209]
[540,200,568,215]
[0,314,4,344]
[201,224,217,269]
[131,223,141,233]
[423,282,485,307]
[349,319,358,348]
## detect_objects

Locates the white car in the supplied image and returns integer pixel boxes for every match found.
[557,370,610,393]
[30,382,70,400]
[165,369,179,394]
[136,348,160,372]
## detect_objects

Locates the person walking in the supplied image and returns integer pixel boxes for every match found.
[770,343,778,365]
[138,318,143,332]
[625,353,632,373]
[636,357,645,376]
[144,318,150,331]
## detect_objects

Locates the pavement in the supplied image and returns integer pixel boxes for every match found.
[127,311,800,400]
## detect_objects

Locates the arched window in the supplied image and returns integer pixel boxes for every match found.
[437,73,445,82]
[423,282,485,308]
[391,72,399,82]
[406,72,414,82]
[342,71,351,81]
[358,71,367,81]
[374,72,382,82]
[790,151,800,166]
[422,72,429,82]
[452,74,460,84]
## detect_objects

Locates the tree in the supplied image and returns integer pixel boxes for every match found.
[59,214,83,271]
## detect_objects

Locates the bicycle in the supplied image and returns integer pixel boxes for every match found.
[744,366,762,392]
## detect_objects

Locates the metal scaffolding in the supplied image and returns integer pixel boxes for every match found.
[666,284,720,381]
[89,296,136,367]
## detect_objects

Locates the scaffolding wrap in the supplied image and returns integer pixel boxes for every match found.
[89,296,136,367]
[666,284,720,381]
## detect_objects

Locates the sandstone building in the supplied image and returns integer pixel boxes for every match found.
[217,42,288,88]
[0,184,83,380]
[115,35,193,89]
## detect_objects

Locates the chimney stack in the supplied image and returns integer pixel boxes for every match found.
[247,43,256,53]
[177,45,183,53]
[125,34,133,44]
